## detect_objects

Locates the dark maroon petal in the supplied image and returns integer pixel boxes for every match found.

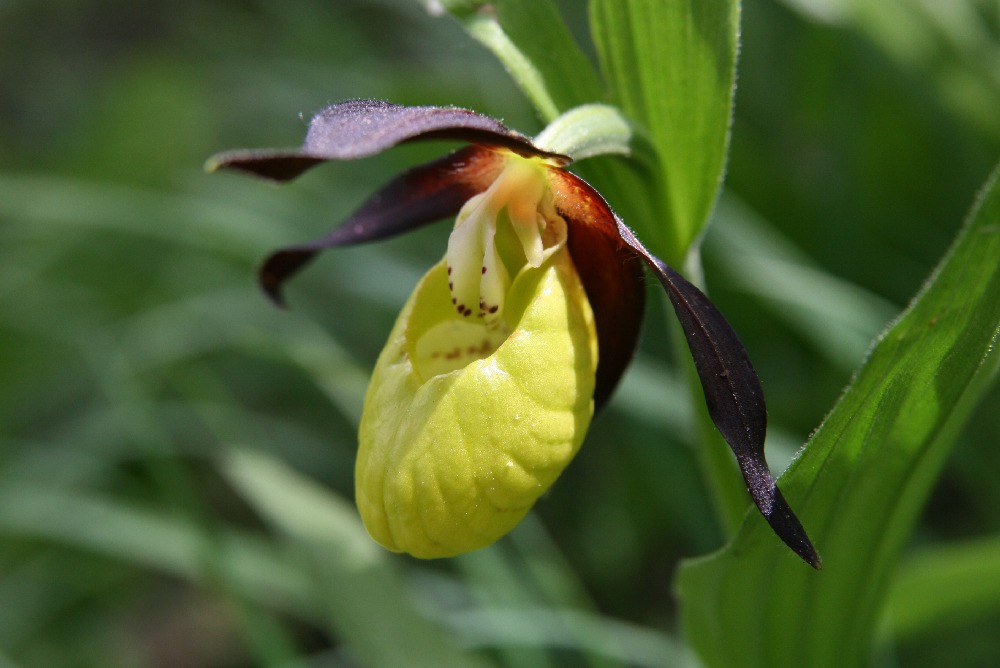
[261,146,505,305]
[208,99,569,182]
[613,221,821,569]
[548,170,646,410]
[551,167,818,567]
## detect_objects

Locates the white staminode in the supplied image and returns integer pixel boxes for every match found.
[445,155,568,327]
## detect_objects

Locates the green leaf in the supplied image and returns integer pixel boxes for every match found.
[676,163,1000,667]
[589,0,740,261]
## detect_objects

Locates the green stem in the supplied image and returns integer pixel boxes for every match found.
[462,11,560,122]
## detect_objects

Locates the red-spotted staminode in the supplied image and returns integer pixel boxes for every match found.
[209,100,819,568]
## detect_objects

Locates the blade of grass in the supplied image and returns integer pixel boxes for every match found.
[435,607,699,668]
[882,536,1000,645]
[0,484,318,619]
[706,195,898,371]
[222,448,495,668]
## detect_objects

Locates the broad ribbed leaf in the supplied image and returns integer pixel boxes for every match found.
[590,0,740,260]
[677,163,1000,667]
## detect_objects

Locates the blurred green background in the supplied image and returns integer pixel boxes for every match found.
[2,0,999,666]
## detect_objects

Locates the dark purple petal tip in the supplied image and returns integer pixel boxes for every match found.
[614,220,820,569]
[205,151,324,182]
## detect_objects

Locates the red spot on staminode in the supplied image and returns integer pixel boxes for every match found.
[481,266,487,274]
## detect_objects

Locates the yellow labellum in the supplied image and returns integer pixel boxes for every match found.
[356,248,597,558]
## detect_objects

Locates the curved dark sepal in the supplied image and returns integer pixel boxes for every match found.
[260,146,504,305]
[614,221,821,569]
[208,99,568,182]
[548,170,646,410]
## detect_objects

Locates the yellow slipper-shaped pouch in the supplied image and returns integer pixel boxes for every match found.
[356,246,597,558]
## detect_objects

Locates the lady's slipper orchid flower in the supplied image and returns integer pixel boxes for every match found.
[210,100,820,568]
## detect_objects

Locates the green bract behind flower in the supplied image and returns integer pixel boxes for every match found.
[356,249,596,558]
